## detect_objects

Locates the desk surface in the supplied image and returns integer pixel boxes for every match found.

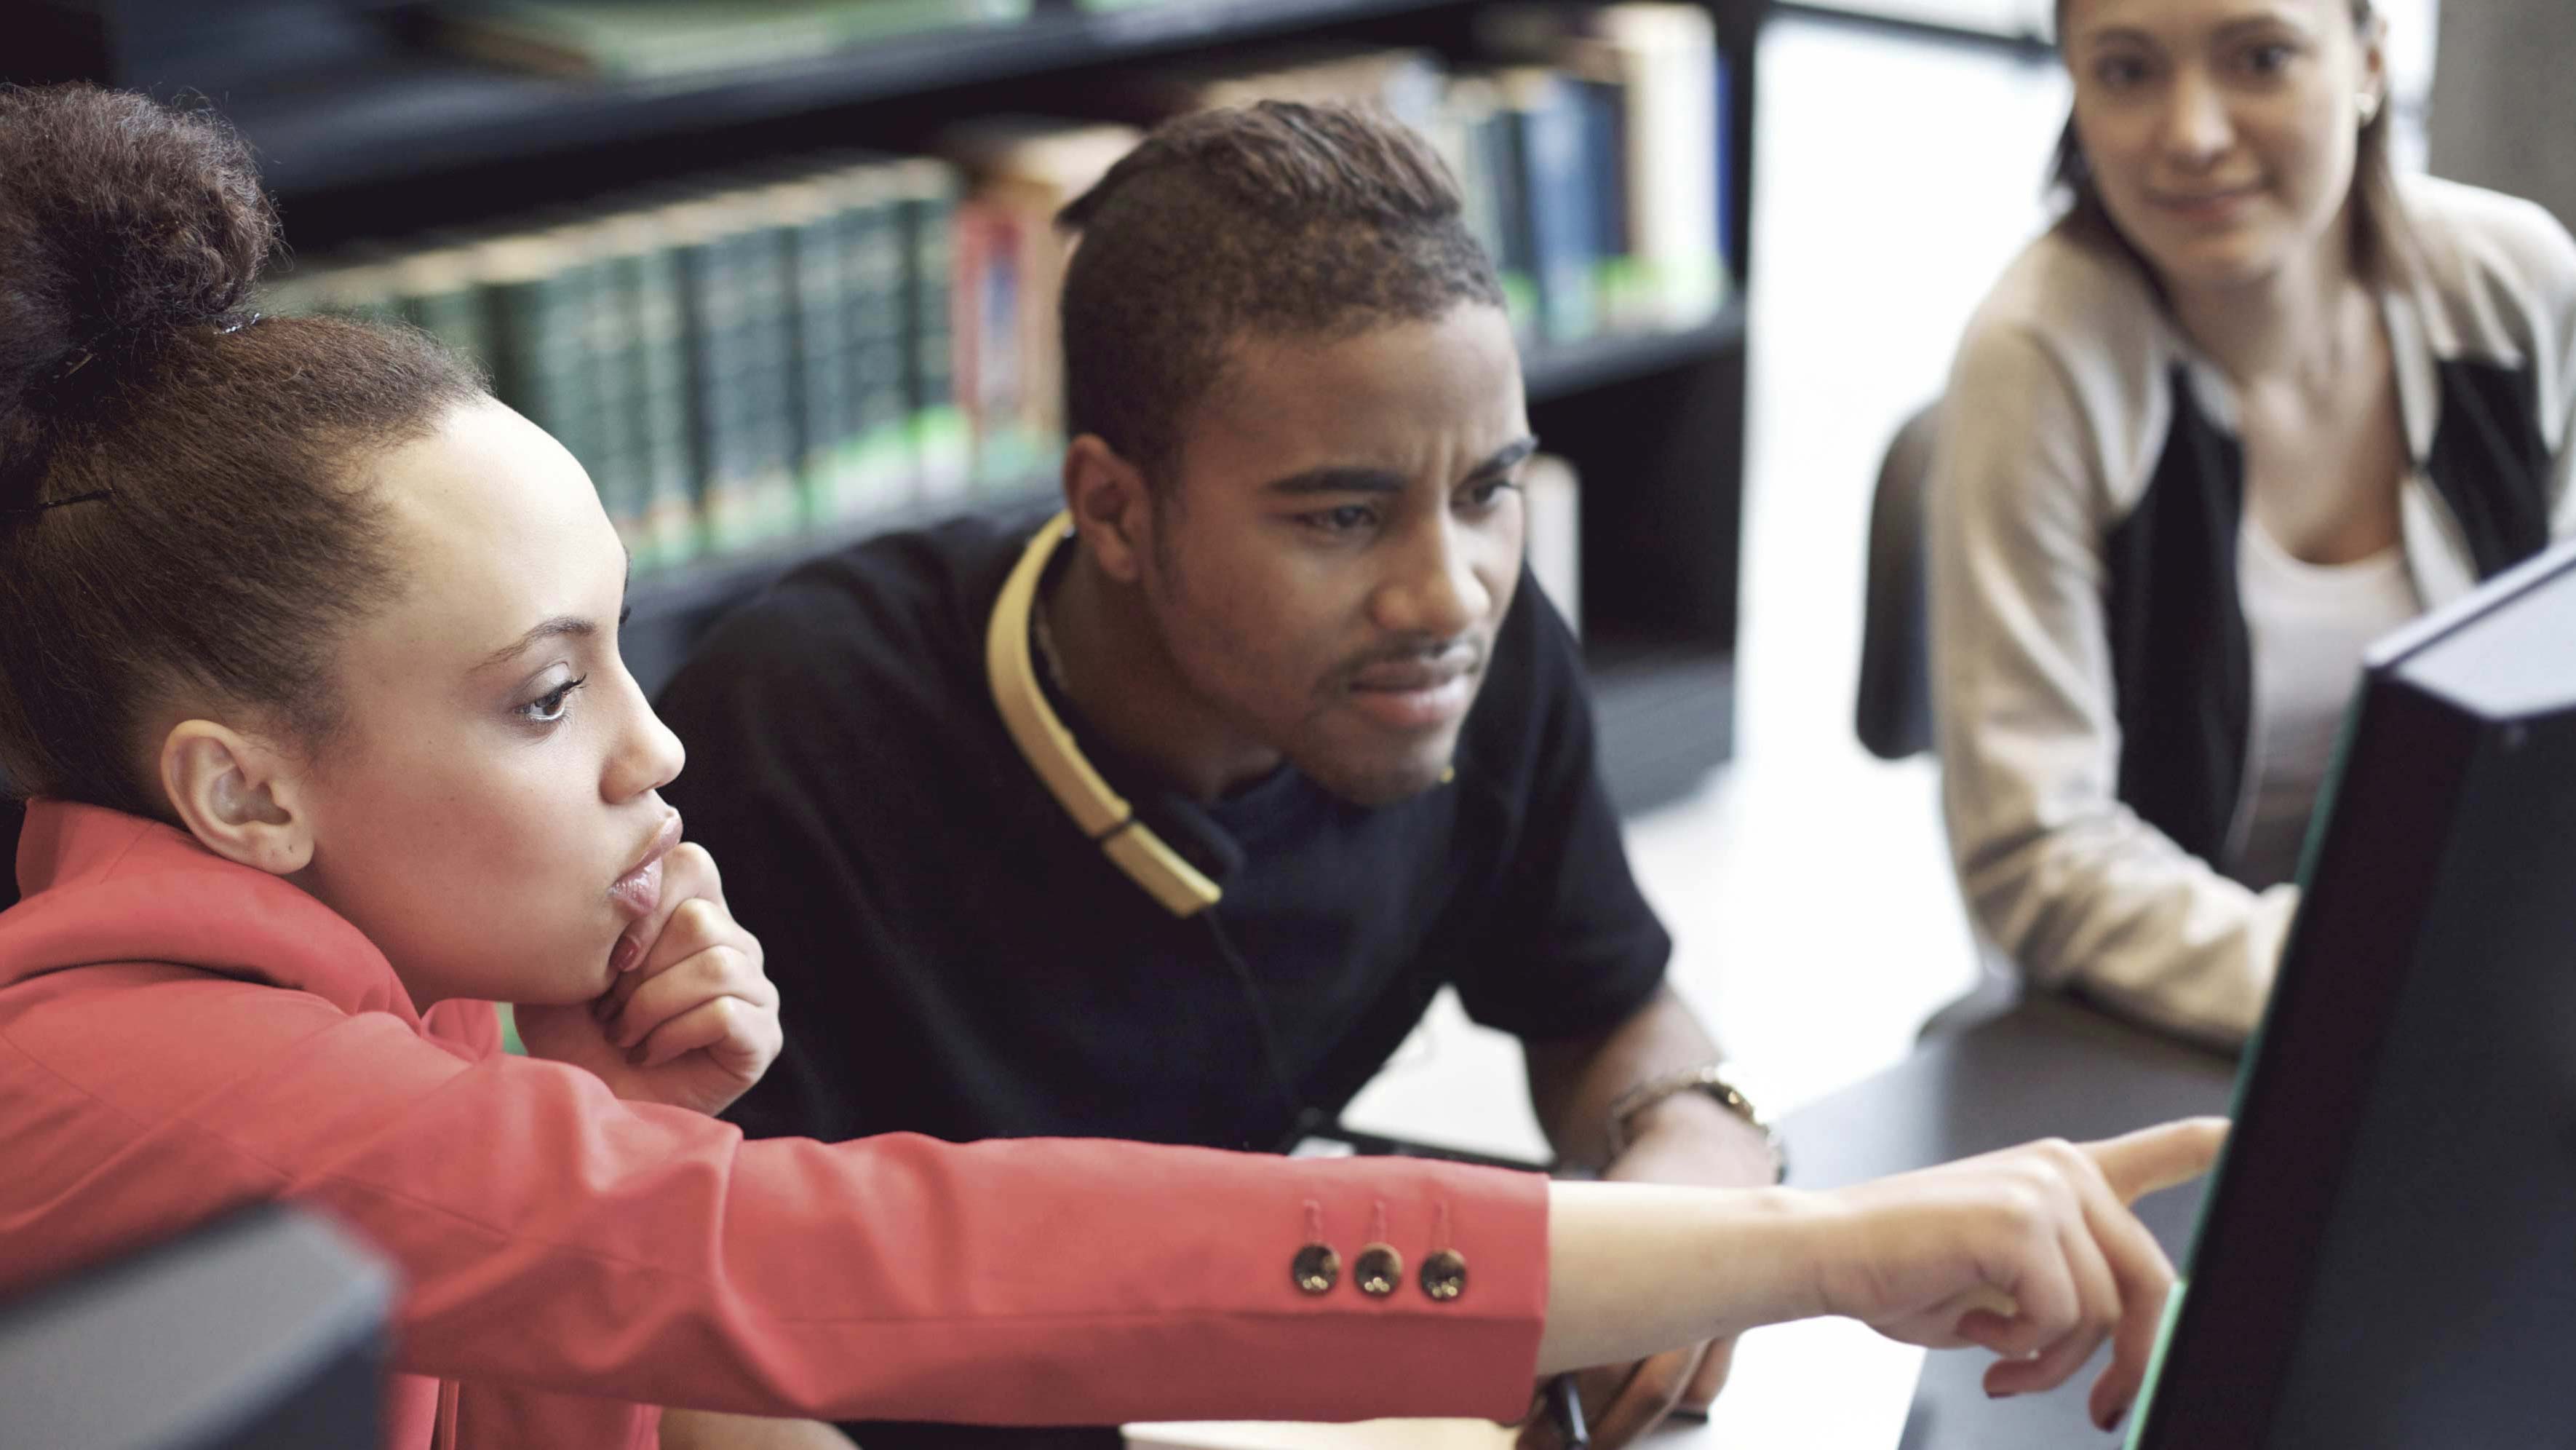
[1781,995,2240,1450]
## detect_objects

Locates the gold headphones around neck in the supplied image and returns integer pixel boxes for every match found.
[985,512,1224,918]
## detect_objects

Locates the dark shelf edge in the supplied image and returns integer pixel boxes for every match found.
[1769,1,2056,62]
[231,0,1471,196]
[1522,298,1747,402]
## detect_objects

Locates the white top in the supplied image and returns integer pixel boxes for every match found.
[2234,521,2422,892]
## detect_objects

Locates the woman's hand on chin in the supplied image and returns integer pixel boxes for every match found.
[515,843,784,1117]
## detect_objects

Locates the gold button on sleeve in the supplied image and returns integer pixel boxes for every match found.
[1353,1243,1403,1297]
[1419,1248,1468,1302]
[1292,1243,1341,1295]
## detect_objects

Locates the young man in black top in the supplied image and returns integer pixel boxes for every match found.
[658,102,1773,1450]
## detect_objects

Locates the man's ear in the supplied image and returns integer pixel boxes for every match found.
[159,721,314,877]
[1063,433,1156,585]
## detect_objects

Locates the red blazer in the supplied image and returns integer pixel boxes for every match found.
[0,803,1549,1448]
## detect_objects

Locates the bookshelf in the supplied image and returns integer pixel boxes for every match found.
[20,0,1767,816]
[154,1,1492,197]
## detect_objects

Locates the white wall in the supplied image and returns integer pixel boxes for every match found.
[2426,0,2576,229]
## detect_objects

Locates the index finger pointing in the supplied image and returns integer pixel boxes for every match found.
[2085,1117,2230,1205]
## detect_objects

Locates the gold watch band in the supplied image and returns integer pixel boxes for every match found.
[1603,1062,1788,1181]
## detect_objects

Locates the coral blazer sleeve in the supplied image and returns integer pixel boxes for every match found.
[3,979,1547,1430]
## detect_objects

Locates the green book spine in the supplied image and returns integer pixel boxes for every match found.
[734,219,802,547]
[782,189,855,528]
[899,164,969,503]
[569,235,649,563]
[396,241,495,374]
[1431,82,1532,339]
[1479,100,1539,341]
[480,250,542,414]
[413,284,492,371]
[843,173,915,520]
[674,213,742,562]
[482,241,600,509]
[621,238,701,572]
[557,255,619,539]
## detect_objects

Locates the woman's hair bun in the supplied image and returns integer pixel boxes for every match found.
[0,84,279,427]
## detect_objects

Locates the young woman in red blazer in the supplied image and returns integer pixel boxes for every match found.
[0,84,2217,1449]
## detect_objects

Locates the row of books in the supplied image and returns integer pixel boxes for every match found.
[266,157,972,573]
[1079,4,1734,343]
[942,6,1736,520]
[269,4,1730,579]
[1469,2,1734,339]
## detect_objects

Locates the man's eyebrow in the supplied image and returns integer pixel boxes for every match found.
[1264,466,1410,496]
[2077,24,2159,48]
[1263,437,1541,496]
[478,616,597,672]
[1466,436,1541,480]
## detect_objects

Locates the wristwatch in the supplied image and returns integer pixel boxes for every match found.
[1604,1062,1788,1182]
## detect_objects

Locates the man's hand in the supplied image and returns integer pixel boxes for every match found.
[514,843,783,1118]
[1519,1093,1777,1450]
[1812,1118,2227,1432]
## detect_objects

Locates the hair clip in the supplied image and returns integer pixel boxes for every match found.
[41,313,258,389]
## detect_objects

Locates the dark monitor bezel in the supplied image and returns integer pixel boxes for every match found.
[2129,539,2576,1448]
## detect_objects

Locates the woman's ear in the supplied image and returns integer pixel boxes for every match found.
[2358,9,2390,116]
[1062,433,1156,585]
[159,721,314,876]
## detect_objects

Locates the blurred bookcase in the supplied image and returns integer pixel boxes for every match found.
[16,0,1768,814]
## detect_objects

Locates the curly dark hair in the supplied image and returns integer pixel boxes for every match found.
[1057,100,1506,491]
[0,84,483,817]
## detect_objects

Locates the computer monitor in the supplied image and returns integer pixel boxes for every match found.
[2129,536,2576,1447]
[0,1204,393,1450]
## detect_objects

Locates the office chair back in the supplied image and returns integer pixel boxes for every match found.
[1853,401,2027,1038]
[1855,403,1943,761]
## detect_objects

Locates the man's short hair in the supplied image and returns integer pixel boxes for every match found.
[1057,100,1507,489]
